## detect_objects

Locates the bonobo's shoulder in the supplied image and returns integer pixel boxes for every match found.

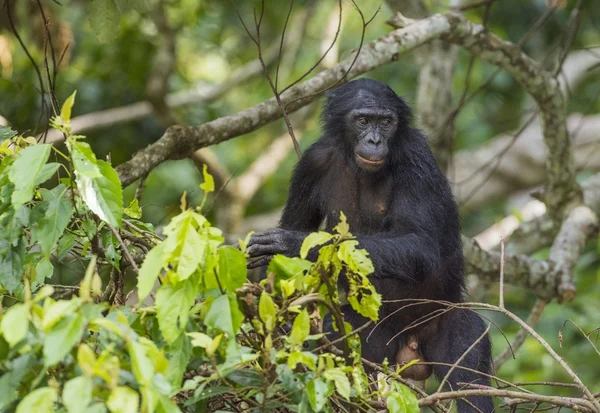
[297,141,336,171]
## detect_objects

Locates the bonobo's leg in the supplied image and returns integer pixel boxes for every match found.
[422,309,494,413]
[323,304,398,366]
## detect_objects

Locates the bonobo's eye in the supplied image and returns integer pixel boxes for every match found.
[380,119,391,128]
[356,117,368,127]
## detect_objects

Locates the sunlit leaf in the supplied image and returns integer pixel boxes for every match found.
[300,231,333,259]
[107,386,139,413]
[217,246,247,291]
[43,314,85,367]
[60,91,77,123]
[123,198,142,219]
[290,309,310,346]
[0,303,29,347]
[63,376,92,413]
[16,387,57,413]
[155,281,195,344]
[76,160,123,228]
[137,243,165,302]
[258,291,277,332]
[323,368,351,400]
[30,185,73,256]
[204,293,243,338]
[199,164,214,194]
[9,144,51,207]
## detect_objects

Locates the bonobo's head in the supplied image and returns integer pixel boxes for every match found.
[322,78,412,172]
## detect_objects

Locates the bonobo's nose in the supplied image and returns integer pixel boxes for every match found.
[367,133,382,146]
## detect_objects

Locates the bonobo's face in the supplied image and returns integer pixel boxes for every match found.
[347,107,398,172]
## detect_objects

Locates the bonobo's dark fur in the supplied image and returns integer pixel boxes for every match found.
[246,78,493,413]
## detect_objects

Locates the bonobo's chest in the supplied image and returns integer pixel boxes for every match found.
[321,166,393,234]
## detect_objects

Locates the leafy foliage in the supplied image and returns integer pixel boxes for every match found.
[0,95,418,412]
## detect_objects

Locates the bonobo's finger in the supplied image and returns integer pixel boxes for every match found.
[246,242,282,258]
[247,230,282,246]
[247,255,273,269]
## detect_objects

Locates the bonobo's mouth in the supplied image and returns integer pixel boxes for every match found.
[355,153,385,169]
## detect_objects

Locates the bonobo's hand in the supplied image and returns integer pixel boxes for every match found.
[245,228,303,269]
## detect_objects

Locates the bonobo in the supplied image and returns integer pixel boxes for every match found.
[246,78,493,413]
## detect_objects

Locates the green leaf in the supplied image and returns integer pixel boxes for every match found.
[199,164,214,194]
[137,243,165,302]
[30,185,74,256]
[217,246,246,291]
[323,368,351,400]
[70,141,100,178]
[306,378,333,411]
[0,126,17,141]
[300,232,333,259]
[0,242,25,293]
[0,303,29,346]
[204,293,243,338]
[338,240,374,275]
[42,298,82,330]
[16,387,57,412]
[60,91,77,123]
[43,314,85,367]
[155,281,195,344]
[76,160,123,228]
[63,376,93,413]
[287,351,317,371]
[34,163,60,186]
[35,256,54,285]
[387,382,419,413]
[107,386,139,413]
[290,309,310,346]
[88,0,121,43]
[186,332,213,349]
[123,199,142,219]
[267,255,311,279]
[127,341,154,385]
[9,144,51,207]
[258,291,277,332]
[333,211,351,237]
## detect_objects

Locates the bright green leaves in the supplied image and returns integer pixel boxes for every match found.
[0,303,29,346]
[155,281,195,344]
[323,368,351,401]
[137,243,165,302]
[75,158,123,228]
[107,386,140,413]
[338,239,374,275]
[62,376,93,413]
[61,91,77,123]
[300,231,333,259]
[51,90,77,133]
[258,291,278,332]
[306,378,334,412]
[204,294,243,338]
[30,185,73,256]
[9,143,51,207]
[386,382,420,413]
[88,0,121,43]
[217,246,247,291]
[43,314,85,367]
[16,387,57,413]
[290,309,310,346]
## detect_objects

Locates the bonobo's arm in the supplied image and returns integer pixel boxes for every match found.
[246,147,325,268]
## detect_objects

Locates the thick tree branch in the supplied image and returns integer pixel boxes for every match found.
[389,12,582,219]
[114,13,463,187]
